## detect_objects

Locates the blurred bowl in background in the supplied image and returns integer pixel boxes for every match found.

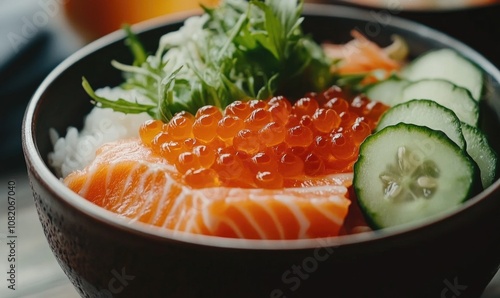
[338,0,499,11]
[62,0,219,41]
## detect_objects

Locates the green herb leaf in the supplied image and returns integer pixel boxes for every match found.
[85,0,334,121]
[123,24,147,66]
[82,77,157,117]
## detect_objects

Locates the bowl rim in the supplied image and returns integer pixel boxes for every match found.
[22,3,500,250]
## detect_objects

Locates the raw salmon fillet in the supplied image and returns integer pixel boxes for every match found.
[64,139,352,239]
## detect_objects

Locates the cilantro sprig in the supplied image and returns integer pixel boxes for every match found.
[83,0,333,122]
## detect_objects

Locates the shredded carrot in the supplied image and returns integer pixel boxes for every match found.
[323,30,402,81]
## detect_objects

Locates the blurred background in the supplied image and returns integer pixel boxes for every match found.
[0,0,498,297]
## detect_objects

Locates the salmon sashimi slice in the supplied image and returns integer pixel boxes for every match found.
[64,139,352,239]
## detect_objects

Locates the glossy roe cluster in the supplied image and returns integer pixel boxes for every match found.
[139,86,388,189]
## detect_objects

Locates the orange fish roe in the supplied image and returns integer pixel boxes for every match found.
[139,86,389,188]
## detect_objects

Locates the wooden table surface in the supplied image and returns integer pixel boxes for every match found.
[1,1,500,297]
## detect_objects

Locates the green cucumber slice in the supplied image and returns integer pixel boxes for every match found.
[354,123,478,229]
[461,122,498,188]
[365,77,409,106]
[402,48,484,101]
[376,99,466,150]
[400,79,479,126]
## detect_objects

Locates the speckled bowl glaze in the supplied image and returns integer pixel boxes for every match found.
[22,4,500,298]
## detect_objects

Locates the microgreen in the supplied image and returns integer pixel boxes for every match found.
[83,0,333,122]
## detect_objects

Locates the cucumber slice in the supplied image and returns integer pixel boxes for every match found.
[354,123,478,229]
[400,79,479,126]
[365,77,409,106]
[376,99,466,150]
[402,49,483,101]
[461,122,498,188]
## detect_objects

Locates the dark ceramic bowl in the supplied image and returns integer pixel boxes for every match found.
[22,4,500,298]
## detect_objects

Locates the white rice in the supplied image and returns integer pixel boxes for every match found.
[48,14,207,178]
[48,87,152,178]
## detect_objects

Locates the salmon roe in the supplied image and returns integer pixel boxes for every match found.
[140,86,389,189]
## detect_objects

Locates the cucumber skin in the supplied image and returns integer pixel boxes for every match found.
[353,123,481,230]
[402,49,484,101]
[461,122,498,188]
[376,99,467,150]
[400,79,479,127]
[353,168,383,230]
[354,148,390,230]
